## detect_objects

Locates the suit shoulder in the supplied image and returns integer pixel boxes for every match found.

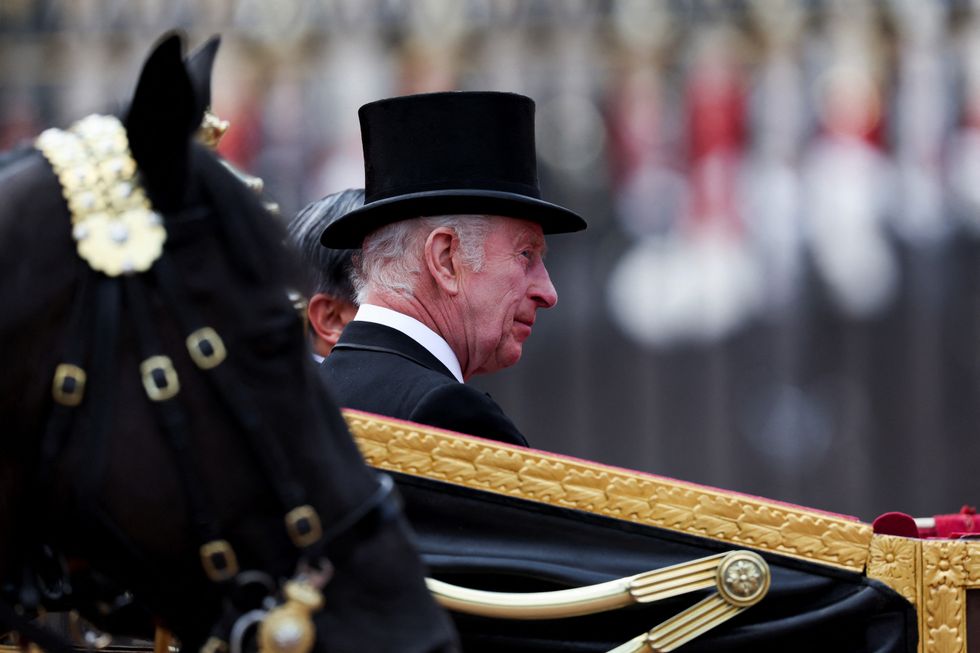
[412,383,527,447]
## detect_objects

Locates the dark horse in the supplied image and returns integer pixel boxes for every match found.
[0,33,455,653]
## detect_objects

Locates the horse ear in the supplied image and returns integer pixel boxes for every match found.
[185,35,221,119]
[125,32,202,212]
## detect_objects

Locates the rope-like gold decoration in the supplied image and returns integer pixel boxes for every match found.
[36,114,165,276]
[343,411,873,572]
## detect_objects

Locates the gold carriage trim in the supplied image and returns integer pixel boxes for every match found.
[867,534,980,653]
[35,114,165,277]
[343,410,873,573]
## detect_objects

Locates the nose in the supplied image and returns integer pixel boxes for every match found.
[531,261,558,309]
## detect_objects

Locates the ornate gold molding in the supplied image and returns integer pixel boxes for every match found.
[921,540,976,653]
[344,411,873,572]
[868,535,919,606]
[866,534,980,653]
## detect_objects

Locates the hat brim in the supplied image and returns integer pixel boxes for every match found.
[319,189,587,248]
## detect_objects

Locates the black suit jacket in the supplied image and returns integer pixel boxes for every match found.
[321,321,528,447]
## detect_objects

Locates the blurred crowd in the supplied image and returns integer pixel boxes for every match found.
[2,0,979,520]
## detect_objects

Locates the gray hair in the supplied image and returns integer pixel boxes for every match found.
[354,215,491,303]
[286,188,364,303]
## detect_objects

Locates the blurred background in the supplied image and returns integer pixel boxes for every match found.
[2,0,978,522]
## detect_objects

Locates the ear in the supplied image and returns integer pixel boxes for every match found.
[423,228,461,295]
[185,35,221,118]
[125,32,201,213]
[308,294,357,356]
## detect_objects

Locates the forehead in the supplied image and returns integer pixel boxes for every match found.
[487,216,546,249]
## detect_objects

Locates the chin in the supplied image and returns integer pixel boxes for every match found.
[500,348,523,369]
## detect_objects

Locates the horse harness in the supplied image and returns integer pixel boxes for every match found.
[7,114,398,653]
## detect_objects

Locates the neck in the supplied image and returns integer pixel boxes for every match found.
[362,288,472,379]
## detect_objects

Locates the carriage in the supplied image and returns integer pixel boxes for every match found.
[344,409,975,653]
[1,31,974,653]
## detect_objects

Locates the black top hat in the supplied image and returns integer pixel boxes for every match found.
[320,91,587,248]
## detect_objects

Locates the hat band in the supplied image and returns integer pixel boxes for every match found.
[367,178,541,204]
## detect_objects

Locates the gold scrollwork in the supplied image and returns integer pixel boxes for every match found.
[344,411,874,572]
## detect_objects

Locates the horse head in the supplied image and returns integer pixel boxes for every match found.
[0,32,455,653]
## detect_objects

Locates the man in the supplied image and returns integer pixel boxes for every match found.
[319,92,586,446]
[287,188,363,359]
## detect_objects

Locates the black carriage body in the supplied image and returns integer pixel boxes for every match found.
[398,474,915,652]
[345,410,927,653]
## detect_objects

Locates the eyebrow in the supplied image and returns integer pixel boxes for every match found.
[520,235,547,259]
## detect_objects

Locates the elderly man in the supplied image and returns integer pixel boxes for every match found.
[319,92,585,446]
[287,188,363,359]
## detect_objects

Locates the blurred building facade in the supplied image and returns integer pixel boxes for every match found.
[3,0,979,521]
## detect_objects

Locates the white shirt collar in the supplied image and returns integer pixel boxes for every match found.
[352,304,464,383]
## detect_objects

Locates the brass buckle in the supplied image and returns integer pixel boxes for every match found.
[285,505,323,549]
[52,363,86,406]
[140,355,180,401]
[199,540,239,583]
[186,327,226,370]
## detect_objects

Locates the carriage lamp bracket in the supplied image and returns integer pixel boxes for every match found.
[53,363,87,407]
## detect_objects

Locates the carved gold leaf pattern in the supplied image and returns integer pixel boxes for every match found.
[694,496,741,539]
[824,523,877,568]
[930,624,963,653]
[605,477,656,519]
[562,469,611,511]
[654,486,700,530]
[921,541,968,653]
[781,515,828,556]
[966,542,980,588]
[344,412,874,571]
[474,449,525,491]
[924,542,968,588]
[518,459,569,502]
[432,439,483,481]
[737,505,787,549]
[389,432,440,473]
[867,535,917,606]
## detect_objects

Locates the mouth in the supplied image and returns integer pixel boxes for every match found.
[514,317,535,338]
